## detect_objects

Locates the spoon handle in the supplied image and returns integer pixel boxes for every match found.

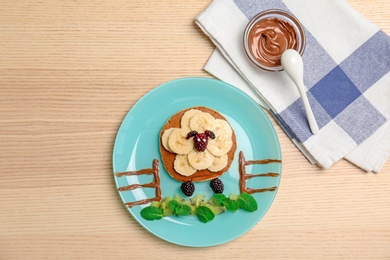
[296,83,319,135]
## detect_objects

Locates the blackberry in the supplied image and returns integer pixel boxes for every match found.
[205,130,215,139]
[181,181,195,196]
[186,130,198,140]
[194,133,208,151]
[210,178,224,193]
[187,130,215,152]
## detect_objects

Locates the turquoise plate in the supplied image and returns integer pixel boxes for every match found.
[112,77,282,247]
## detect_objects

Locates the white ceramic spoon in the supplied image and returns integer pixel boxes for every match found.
[281,49,319,135]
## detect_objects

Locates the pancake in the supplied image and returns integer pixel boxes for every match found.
[159,106,237,182]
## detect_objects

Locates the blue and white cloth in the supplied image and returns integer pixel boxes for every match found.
[195,0,390,172]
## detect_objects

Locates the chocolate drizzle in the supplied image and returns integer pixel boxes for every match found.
[115,159,162,208]
[239,151,281,194]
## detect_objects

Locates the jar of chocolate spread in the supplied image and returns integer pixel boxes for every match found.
[244,9,305,71]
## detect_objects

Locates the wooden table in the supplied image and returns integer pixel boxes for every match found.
[1,1,389,259]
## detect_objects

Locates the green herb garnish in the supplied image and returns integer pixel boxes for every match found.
[211,193,239,212]
[140,206,163,220]
[139,192,260,223]
[168,200,192,216]
[226,199,239,212]
[195,206,215,223]
[211,193,228,206]
[237,192,258,212]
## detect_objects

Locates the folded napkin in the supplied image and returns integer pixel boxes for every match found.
[195,0,390,172]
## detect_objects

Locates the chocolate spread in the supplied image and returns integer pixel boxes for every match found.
[238,151,281,194]
[248,17,298,67]
[115,159,162,208]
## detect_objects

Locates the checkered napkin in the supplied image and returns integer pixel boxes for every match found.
[195,0,390,172]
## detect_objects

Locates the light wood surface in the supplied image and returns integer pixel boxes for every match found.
[0,1,389,259]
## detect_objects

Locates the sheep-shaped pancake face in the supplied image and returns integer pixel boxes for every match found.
[159,107,236,183]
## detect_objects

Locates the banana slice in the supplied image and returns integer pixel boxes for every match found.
[174,154,197,176]
[208,154,228,172]
[187,149,214,170]
[207,132,233,157]
[189,112,216,132]
[181,109,202,130]
[161,128,179,152]
[168,129,194,155]
[214,119,233,135]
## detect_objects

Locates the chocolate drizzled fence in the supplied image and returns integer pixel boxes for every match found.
[239,151,281,194]
[115,159,162,208]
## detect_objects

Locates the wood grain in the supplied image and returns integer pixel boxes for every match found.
[0,0,389,259]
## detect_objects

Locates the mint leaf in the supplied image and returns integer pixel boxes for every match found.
[176,204,192,216]
[212,193,227,206]
[168,200,180,212]
[140,206,163,220]
[196,206,215,223]
[238,192,258,212]
[226,199,239,212]
[168,200,191,216]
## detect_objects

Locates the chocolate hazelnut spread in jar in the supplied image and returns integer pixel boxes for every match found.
[244,9,305,71]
